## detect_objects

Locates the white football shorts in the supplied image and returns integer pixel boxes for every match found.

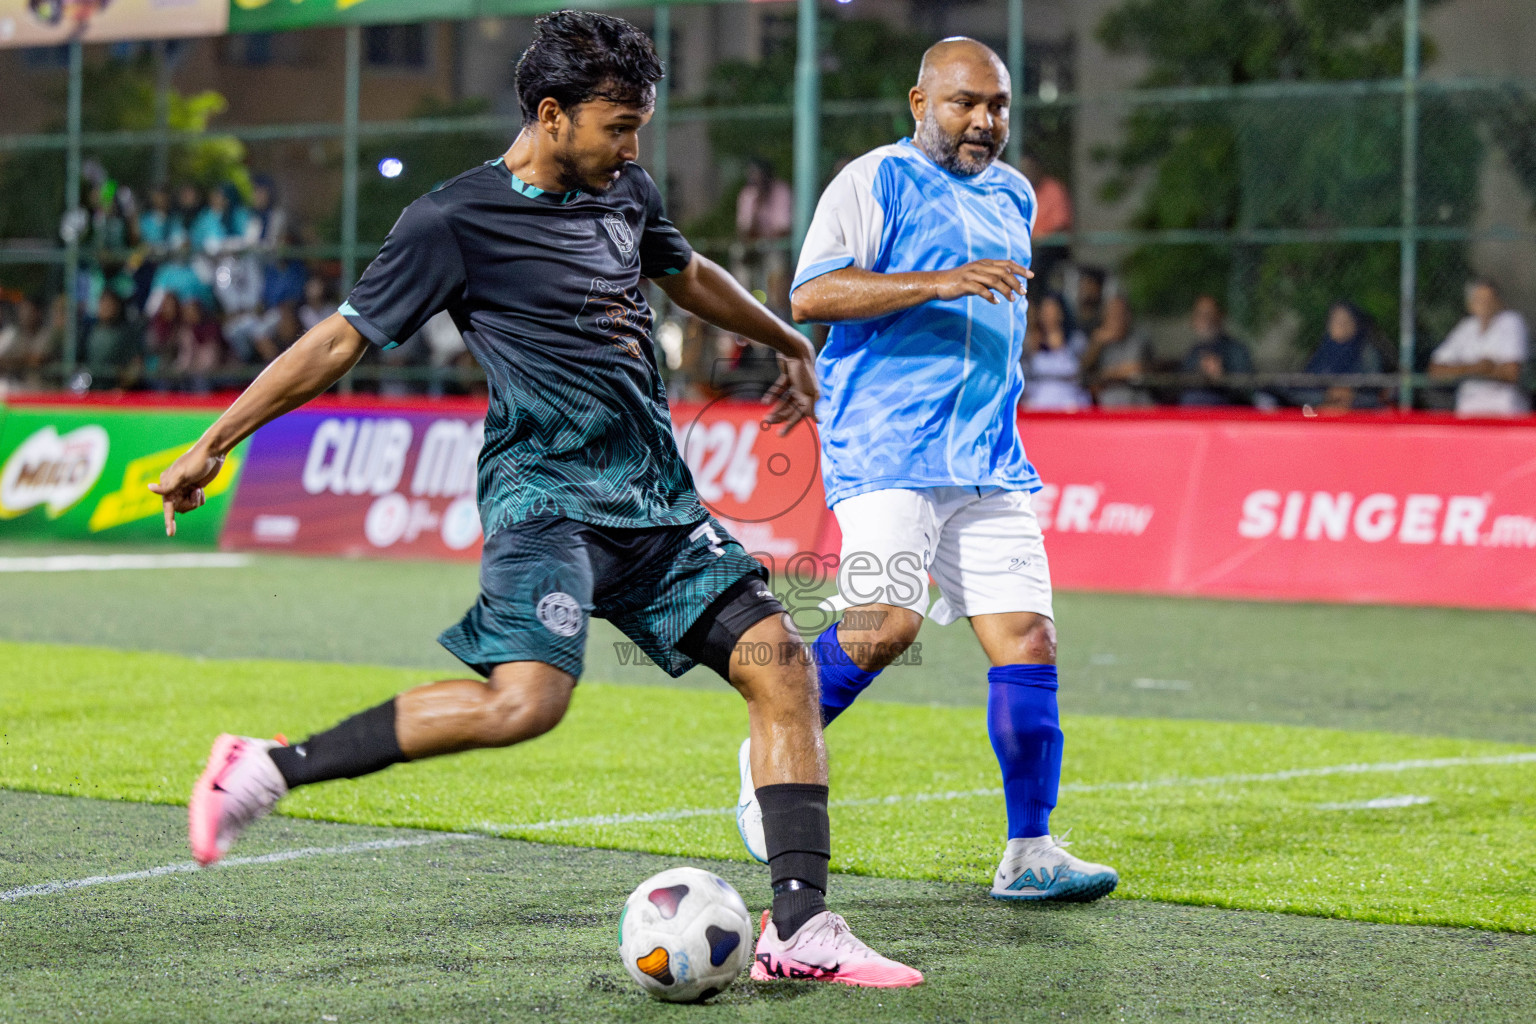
[823,486,1054,625]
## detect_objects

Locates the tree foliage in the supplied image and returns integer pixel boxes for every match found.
[0,54,248,244]
[1095,0,1482,354]
[345,96,506,244]
[685,17,931,237]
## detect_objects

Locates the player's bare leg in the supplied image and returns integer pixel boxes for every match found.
[396,662,575,757]
[729,614,922,987]
[189,663,574,867]
[828,602,923,674]
[970,611,1118,902]
[735,602,919,861]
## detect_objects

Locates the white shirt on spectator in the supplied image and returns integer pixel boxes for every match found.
[1431,310,1530,416]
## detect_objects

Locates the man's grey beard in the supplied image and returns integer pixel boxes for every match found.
[914,109,1005,177]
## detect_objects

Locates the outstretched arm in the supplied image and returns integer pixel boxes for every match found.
[150,313,369,535]
[1428,359,1522,383]
[790,260,1032,325]
[657,253,817,432]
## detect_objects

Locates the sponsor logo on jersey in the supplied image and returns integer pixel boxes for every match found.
[576,276,648,358]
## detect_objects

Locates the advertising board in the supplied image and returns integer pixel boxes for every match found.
[0,401,243,545]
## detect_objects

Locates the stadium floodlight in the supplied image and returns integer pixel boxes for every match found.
[377,157,404,179]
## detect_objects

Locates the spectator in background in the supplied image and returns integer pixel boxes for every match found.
[1293,301,1387,411]
[83,291,142,391]
[174,297,224,389]
[252,304,302,365]
[1071,266,1106,337]
[734,160,794,313]
[0,296,46,388]
[138,187,174,254]
[1082,294,1151,407]
[1429,279,1530,417]
[420,309,473,397]
[170,183,202,252]
[1020,155,1072,290]
[1024,292,1090,410]
[144,292,182,386]
[242,177,287,255]
[1178,294,1253,406]
[130,186,175,310]
[298,275,338,333]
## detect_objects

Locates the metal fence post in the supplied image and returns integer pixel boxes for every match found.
[341,25,361,295]
[792,0,820,260]
[1006,0,1024,167]
[339,25,361,394]
[63,38,83,379]
[653,2,671,204]
[1398,0,1420,410]
[152,40,171,187]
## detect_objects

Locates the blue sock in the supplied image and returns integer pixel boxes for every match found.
[987,664,1063,839]
[813,622,881,726]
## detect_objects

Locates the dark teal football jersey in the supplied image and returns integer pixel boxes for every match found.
[341,159,704,535]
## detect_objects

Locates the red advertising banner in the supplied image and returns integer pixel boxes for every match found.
[1018,412,1536,611]
[220,397,832,562]
[219,397,1536,612]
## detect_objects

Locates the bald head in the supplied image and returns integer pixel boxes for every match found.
[917,37,1009,92]
[910,37,1011,176]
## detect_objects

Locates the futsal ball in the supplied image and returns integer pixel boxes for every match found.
[619,866,754,1002]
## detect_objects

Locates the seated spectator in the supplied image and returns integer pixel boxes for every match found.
[1024,292,1090,411]
[298,275,338,332]
[144,292,182,385]
[0,296,33,383]
[1082,294,1151,407]
[1071,266,1107,337]
[174,298,225,388]
[1429,279,1530,417]
[1178,294,1254,406]
[83,291,143,390]
[169,183,202,254]
[242,177,287,254]
[252,303,302,365]
[1293,301,1387,411]
[1020,155,1072,289]
[138,187,174,254]
[223,305,284,365]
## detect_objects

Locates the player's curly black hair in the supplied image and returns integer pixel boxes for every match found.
[515,10,664,124]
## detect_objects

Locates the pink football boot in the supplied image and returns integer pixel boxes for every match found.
[188,734,288,866]
[751,910,923,988]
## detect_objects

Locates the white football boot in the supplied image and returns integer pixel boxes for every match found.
[735,737,768,863]
[990,833,1119,902]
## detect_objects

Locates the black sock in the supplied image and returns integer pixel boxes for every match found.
[268,699,406,789]
[757,782,831,940]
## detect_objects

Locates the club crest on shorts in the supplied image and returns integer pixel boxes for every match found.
[602,212,637,264]
[536,591,584,637]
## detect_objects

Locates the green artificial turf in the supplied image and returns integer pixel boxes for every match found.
[3,543,1534,744]
[3,640,1532,933]
[8,792,1536,1024]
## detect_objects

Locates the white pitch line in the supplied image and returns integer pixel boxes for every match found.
[0,553,252,573]
[13,752,1535,903]
[0,833,477,903]
[476,751,1536,834]
[1317,795,1434,811]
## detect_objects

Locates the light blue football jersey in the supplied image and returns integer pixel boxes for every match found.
[793,138,1042,508]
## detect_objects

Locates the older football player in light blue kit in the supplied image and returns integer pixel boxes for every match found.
[737,37,1118,902]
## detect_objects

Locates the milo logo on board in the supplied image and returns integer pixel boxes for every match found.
[0,425,110,519]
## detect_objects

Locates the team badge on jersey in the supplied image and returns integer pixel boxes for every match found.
[602,212,638,264]
[536,591,584,637]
